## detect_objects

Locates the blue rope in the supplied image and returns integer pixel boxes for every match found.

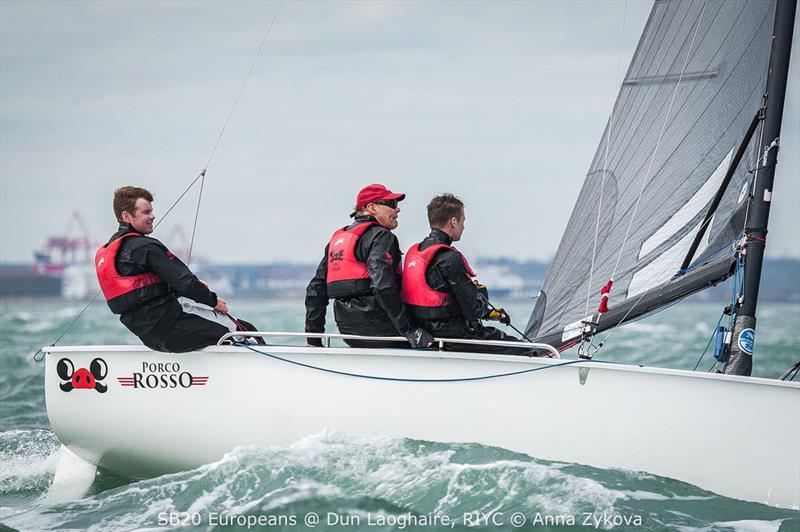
[693,253,744,372]
[233,342,591,383]
[678,240,737,274]
[692,313,725,371]
[725,254,744,331]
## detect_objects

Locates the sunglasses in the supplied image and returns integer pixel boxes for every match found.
[371,199,399,209]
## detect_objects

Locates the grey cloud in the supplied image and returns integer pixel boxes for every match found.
[1,0,797,263]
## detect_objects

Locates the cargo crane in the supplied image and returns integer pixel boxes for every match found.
[33,212,94,275]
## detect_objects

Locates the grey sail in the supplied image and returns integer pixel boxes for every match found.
[526,0,778,348]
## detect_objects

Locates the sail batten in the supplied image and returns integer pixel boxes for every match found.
[604,2,771,166]
[527,0,777,345]
[622,9,770,181]
[605,4,772,184]
[623,68,720,86]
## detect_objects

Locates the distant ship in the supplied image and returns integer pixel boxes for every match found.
[0,212,95,298]
[0,219,231,299]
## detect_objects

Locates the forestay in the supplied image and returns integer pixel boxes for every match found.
[527,0,777,347]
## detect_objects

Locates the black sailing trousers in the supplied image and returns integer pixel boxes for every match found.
[139,312,231,353]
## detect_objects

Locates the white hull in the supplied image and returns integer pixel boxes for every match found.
[44,345,800,508]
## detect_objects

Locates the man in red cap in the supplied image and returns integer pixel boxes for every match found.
[305,184,434,349]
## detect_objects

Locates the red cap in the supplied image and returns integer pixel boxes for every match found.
[354,184,405,211]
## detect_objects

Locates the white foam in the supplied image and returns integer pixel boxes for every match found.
[0,430,60,493]
[670,494,714,501]
[2,430,740,531]
[209,431,625,522]
[20,320,58,333]
[618,489,713,502]
[712,520,786,532]
[619,489,670,501]
[673,518,789,532]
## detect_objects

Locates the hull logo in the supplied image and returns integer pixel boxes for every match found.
[57,358,108,393]
[117,362,209,389]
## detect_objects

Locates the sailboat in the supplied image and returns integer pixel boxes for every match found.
[43,0,799,509]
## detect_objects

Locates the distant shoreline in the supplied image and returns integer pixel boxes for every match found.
[1,257,797,302]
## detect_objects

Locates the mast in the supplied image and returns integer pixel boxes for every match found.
[725,0,796,376]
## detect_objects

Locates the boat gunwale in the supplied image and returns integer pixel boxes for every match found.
[41,343,800,389]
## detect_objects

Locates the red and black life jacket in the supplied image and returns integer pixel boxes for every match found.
[95,233,169,315]
[325,221,377,298]
[401,242,475,320]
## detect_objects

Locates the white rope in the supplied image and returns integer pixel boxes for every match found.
[591,1,709,352]
[610,0,708,280]
[155,1,283,233]
[202,0,283,173]
[187,0,283,264]
[597,288,650,347]
[584,0,629,319]
[38,2,285,351]
[187,171,206,266]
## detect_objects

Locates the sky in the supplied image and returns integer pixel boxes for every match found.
[1,0,798,264]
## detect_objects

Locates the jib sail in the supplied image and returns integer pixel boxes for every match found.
[527,0,779,349]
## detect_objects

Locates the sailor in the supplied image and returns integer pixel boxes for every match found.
[305,184,434,349]
[96,186,256,352]
[402,193,539,356]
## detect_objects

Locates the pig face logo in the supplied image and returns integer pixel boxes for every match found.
[57,358,108,393]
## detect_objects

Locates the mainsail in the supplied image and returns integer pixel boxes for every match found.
[526,0,780,349]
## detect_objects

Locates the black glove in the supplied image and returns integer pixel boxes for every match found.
[486,308,511,326]
[406,327,434,349]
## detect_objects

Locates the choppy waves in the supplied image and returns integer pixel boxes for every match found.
[1,300,799,531]
[0,429,60,519]
[3,431,799,531]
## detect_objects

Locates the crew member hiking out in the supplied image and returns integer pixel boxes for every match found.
[96,186,257,352]
[402,193,548,356]
[305,184,434,349]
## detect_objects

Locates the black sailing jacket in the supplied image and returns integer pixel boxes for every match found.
[107,223,218,341]
[417,229,490,337]
[304,216,415,345]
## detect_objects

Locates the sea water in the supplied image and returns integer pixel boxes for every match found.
[1,298,798,531]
